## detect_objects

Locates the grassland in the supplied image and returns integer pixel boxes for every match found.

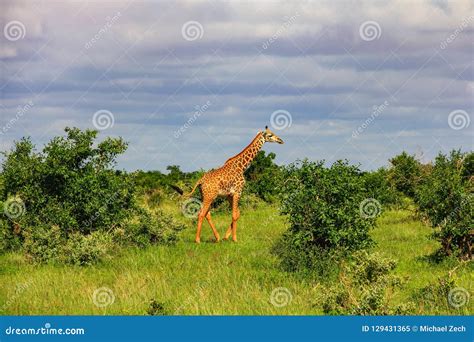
[0,201,472,315]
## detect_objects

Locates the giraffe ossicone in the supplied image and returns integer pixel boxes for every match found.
[184,126,284,243]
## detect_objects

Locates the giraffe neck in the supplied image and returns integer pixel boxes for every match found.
[225,132,265,172]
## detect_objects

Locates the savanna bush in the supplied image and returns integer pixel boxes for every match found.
[244,151,282,203]
[387,152,423,198]
[412,273,472,314]
[362,168,402,207]
[1,127,134,235]
[125,208,185,247]
[321,251,414,315]
[273,160,378,273]
[0,127,183,263]
[414,150,473,260]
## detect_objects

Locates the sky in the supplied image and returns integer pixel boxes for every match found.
[1,0,473,172]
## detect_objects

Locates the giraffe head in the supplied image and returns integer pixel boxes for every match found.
[262,126,284,144]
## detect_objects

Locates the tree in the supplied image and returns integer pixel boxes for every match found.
[388,152,422,197]
[273,160,377,272]
[244,151,282,202]
[415,150,473,259]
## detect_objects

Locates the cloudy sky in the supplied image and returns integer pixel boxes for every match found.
[1,0,473,172]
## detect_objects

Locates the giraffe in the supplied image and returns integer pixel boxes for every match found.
[185,126,284,243]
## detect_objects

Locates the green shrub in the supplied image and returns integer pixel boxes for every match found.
[362,168,402,207]
[244,151,282,203]
[22,225,63,263]
[0,218,21,253]
[388,152,422,197]
[321,251,414,315]
[125,209,185,248]
[61,231,113,266]
[1,127,134,236]
[273,160,377,272]
[145,189,165,207]
[1,128,184,264]
[412,274,472,314]
[415,150,473,259]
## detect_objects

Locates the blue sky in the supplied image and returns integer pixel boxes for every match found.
[1,0,473,172]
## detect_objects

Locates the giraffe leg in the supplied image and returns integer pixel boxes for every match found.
[224,225,232,240]
[205,211,220,242]
[196,198,212,244]
[224,195,233,240]
[231,195,240,242]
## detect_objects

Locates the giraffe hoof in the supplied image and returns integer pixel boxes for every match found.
[195,239,201,244]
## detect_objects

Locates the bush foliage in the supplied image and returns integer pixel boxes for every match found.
[415,150,473,259]
[0,128,184,263]
[321,251,414,315]
[362,168,402,207]
[273,160,378,272]
[387,152,422,197]
[244,151,282,202]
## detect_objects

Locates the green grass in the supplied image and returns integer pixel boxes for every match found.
[0,202,472,315]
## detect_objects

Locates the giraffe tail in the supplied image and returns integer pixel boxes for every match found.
[169,179,202,198]
[169,184,184,195]
[183,179,202,198]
